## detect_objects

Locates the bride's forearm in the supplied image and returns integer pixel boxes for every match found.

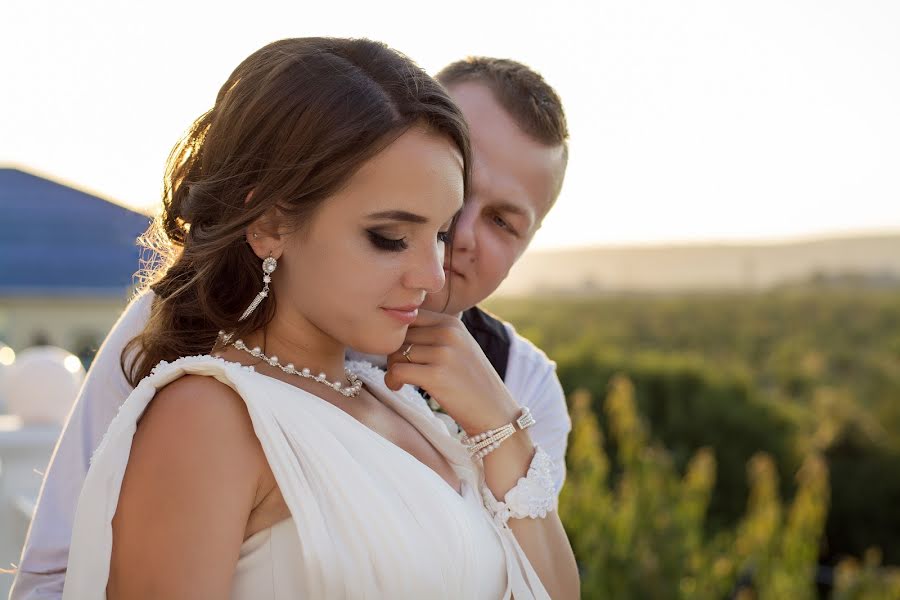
[480,425,581,600]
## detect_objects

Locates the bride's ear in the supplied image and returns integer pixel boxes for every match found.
[246,201,288,260]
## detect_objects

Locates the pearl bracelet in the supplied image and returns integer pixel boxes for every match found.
[460,406,536,459]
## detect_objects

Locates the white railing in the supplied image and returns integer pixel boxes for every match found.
[0,416,61,599]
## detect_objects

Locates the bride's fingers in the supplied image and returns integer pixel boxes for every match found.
[386,343,446,370]
[383,361,437,391]
[408,308,455,327]
[398,324,458,346]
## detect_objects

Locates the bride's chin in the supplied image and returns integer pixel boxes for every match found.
[350,331,408,357]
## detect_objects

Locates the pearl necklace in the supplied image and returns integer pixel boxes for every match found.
[218,332,363,397]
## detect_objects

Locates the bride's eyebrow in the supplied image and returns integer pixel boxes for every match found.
[366,210,428,224]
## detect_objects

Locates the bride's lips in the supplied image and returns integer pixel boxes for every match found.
[381,305,420,324]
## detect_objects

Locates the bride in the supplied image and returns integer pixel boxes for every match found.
[58,37,579,599]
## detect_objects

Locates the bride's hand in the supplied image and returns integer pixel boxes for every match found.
[383,309,522,435]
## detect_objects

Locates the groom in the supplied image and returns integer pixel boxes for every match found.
[10,57,570,599]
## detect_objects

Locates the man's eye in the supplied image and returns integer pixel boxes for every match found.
[492,215,513,233]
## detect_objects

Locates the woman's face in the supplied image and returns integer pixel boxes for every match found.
[272,126,464,355]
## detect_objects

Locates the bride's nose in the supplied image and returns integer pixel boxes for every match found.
[402,239,446,293]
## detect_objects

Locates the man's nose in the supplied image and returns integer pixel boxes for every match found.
[450,203,477,254]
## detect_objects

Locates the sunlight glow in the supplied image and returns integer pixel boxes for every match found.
[2,0,898,250]
[0,346,15,366]
[63,355,83,374]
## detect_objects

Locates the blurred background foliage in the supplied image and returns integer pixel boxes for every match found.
[485,285,900,598]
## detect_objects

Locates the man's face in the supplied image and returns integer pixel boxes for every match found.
[421,81,567,315]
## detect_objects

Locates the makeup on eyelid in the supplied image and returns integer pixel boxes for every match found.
[367,229,452,252]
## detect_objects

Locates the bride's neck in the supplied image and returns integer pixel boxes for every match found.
[238,312,347,382]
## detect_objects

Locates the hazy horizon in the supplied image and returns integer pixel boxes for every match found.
[3,1,899,250]
[498,233,900,294]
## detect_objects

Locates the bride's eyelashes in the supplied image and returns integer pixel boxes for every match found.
[368,230,407,251]
[367,230,453,252]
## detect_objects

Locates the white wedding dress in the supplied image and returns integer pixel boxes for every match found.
[61,355,551,599]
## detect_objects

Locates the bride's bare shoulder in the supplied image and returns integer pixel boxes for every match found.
[109,373,268,595]
[134,373,267,476]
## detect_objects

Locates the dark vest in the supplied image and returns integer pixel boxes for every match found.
[461,306,511,381]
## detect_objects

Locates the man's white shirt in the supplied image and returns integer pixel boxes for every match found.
[10,291,571,599]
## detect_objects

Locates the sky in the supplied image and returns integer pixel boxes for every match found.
[2,0,899,251]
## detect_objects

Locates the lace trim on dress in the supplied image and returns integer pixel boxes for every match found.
[346,358,457,427]
[90,355,253,466]
[479,445,558,529]
[91,355,373,466]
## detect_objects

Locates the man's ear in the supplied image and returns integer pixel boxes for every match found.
[245,204,287,260]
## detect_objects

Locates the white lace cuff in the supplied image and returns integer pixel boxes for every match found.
[480,445,558,528]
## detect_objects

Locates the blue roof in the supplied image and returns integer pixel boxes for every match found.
[0,168,152,296]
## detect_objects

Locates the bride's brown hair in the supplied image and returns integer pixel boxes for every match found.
[122,38,471,387]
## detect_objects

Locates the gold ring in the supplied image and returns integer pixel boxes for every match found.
[401,343,414,362]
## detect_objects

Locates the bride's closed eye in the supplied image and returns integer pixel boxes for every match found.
[368,230,407,251]
[367,230,452,252]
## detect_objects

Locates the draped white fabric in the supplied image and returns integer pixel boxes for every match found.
[62,355,550,599]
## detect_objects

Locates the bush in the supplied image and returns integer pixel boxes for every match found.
[560,377,840,599]
[556,346,800,535]
[487,290,900,564]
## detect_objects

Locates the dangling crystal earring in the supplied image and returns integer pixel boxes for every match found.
[238,254,277,321]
